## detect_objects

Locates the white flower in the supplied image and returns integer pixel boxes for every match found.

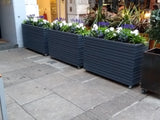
[62,21,67,25]
[92,24,98,31]
[113,33,117,36]
[76,25,80,28]
[116,27,122,31]
[51,23,54,26]
[68,23,72,26]
[33,18,38,22]
[59,23,63,27]
[53,20,58,24]
[43,19,49,24]
[116,27,122,33]
[82,26,85,30]
[105,29,109,33]
[131,29,139,36]
[79,23,84,27]
[116,30,121,33]
[109,27,114,31]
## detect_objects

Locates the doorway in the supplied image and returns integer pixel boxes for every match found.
[37,0,66,22]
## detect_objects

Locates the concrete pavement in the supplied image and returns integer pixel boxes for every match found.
[0,48,160,120]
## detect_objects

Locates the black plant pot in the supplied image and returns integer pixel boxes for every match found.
[22,24,48,55]
[84,37,146,88]
[47,30,84,68]
[141,48,160,94]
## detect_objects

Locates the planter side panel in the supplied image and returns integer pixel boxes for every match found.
[48,30,84,67]
[22,24,48,55]
[84,37,146,86]
[141,52,160,94]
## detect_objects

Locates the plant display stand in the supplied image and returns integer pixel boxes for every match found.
[22,24,48,55]
[47,30,84,68]
[141,48,160,94]
[84,37,146,88]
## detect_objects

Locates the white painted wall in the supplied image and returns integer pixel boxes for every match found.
[13,0,26,47]
[0,0,26,47]
[25,0,39,17]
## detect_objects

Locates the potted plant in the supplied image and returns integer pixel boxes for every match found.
[141,9,160,94]
[84,24,147,88]
[47,19,89,68]
[147,9,160,49]
[22,15,50,55]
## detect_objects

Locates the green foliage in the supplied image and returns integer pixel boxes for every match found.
[23,17,50,29]
[51,20,89,36]
[106,4,149,32]
[104,28,118,40]
[89,24,146,44]
[147,9,160,42]
[90,24,107,38]
[93,6,106,25]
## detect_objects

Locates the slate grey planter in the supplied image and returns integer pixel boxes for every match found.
[84,37,146,88]
[141,48,160,94]
[47,30,84,68]
[22,24,48,55]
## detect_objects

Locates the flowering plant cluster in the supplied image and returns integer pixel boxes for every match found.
[90,24,145,44]
[23,15,50,28]
[51,20,89,36]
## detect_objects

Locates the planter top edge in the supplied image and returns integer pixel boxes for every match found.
[22,24,48,30]
[85,36,145,47]
[145,48,160,56]
[48,29,83,37]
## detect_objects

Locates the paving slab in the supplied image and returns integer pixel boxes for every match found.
[5,94,15,105]
[0,48,37,62]
[34,73,71,90]
[52,78,126,111]
[110,96,160,120]
[0,48,160,120]
[23,94,84,120]
[68,71,98,83]
[3,64,59,87]
[22,64,59,79]
[7,103,35,120]
[3,69,32,87]
[0,59,38,74]
[83,77,127,97]
[6,80,52,105]
[59,66,84,77]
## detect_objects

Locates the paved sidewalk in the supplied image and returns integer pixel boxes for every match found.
[0,48,160,120]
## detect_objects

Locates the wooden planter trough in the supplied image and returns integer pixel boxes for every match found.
[47,30,84,68]
[22,24,48,55]
[84,37,146,88]
[141,48,160,94]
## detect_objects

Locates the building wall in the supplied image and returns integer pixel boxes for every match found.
[25,0,39,16]
[67,0,89,22]
[0,0,17,45]
[13,0,26,47]
[0,0,26,47]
